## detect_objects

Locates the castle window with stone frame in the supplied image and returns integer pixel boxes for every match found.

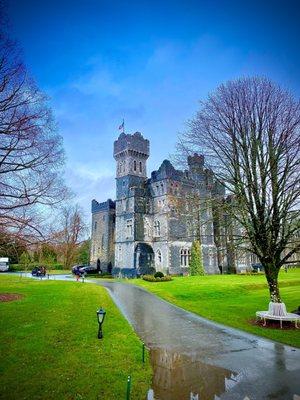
[154,220,161,236]
[126,219,133,237]
[94,221,97,231]
[133,160,137,172]
[117,245,122,261]
[156,249,162,267]
[139,161,142,173]
[180,248,191,267]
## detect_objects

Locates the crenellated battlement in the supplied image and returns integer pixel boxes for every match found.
[114,131,149,180]
[113,132,149,159]
[91,198,115,213]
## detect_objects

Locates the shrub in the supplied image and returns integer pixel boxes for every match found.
[154,271,164,278]
[142,275,172,282]
[189,240,205,276]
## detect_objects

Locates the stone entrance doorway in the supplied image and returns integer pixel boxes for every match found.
[134,243,154,275]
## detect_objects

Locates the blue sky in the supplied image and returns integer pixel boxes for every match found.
[7,0,300,217]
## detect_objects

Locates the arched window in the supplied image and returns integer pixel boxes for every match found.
[154,220,161,236]
[180,248,191,267]
[139,161,142,172]
[156,250,162,265]
[133,160,137,171]
[101,235,104,250]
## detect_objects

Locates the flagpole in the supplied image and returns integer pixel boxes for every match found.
[118,119,125,133]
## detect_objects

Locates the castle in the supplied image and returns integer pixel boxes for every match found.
[90,131,255,275]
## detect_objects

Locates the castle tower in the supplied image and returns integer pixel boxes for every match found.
[113,132,150,270]
[114,131,149,178]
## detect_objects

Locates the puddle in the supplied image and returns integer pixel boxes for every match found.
[147,348,239,400]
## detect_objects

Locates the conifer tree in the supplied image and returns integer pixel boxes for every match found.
[189,240,205,276]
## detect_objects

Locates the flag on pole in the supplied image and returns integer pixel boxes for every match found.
[118,119,125,132]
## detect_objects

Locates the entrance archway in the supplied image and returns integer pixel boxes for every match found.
[134,243,154,275]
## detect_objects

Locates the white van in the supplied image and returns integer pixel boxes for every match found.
[0,257,9,272]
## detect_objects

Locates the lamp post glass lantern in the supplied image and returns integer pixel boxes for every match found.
[96,308,106,339]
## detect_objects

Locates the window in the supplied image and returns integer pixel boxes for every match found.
[94,221,97,231]
[139,161,142,172]
[180,248,191,267]
[133,160,137,172]
[118,245,122,261]
[186,221,192,238]
[101,235,104,250]
[126,219,133,237]
[156,250,162,265]
[154,220,161,236]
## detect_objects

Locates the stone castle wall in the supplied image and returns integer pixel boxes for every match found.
[90,199,115,272]
[91,131,253,275]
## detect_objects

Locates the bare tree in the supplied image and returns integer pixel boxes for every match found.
[53,205,88,270]
[179,77,300,303]
[0,21,68,241]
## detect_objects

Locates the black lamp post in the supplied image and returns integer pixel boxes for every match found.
[96,308,106,339]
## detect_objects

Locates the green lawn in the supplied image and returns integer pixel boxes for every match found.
[0,275,151,400]
[47,269,71,275]
[130,269,300,348]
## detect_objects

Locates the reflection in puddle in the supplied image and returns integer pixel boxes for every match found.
[147,348,239,400]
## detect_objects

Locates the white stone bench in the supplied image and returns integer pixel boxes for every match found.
[256,302,300,329]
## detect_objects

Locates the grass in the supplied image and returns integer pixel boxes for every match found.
[12,269,71,275]
[0,275,151,400]
[47,269,71,275]
[130,269,300,348]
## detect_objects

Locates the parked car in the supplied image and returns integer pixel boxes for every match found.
[71,265,85,276]
[0,257,9,272]
[32,266,46,277]
[252,263,264,272]
[71,265,97,276]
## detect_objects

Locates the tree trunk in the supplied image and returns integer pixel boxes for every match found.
[265,265,281,303]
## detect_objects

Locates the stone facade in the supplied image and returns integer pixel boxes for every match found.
[91,131,254,275]
[90,199,115,273]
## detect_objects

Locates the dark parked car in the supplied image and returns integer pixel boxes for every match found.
[32,266,46,277]
[252,263,264,272]
[72,265,97,276]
